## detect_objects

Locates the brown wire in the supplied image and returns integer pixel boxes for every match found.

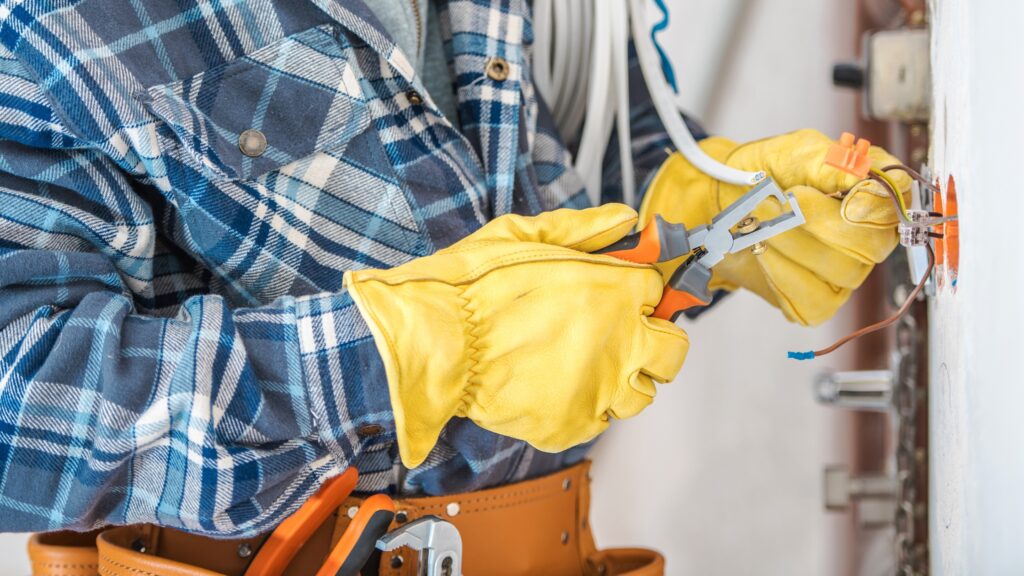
[880,163,938,192]
[869,171,912,224]
[793,161,939,359]
[811,243,934,358]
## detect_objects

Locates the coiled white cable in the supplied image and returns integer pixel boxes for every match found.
[532,0,764,199]
[573,1,614,202]
[611,0,636,206]
[626,0,763,186]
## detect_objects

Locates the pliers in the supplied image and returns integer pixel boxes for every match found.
[600,178,806,321]
[244,469,464,576]
[244,467,397,576]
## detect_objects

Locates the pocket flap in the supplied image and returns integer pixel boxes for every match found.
[141,25,370,181]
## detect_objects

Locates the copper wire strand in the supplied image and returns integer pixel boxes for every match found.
[811,243,934,358]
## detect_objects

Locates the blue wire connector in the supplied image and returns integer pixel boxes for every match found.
[787,351,816,361]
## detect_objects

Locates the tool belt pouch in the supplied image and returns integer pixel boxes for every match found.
[27,460,663,576]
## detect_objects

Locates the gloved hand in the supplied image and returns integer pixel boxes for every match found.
[639,129,911,326]
[345,204,689,467]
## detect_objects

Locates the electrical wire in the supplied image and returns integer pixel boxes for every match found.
[650,0,678,93]
[789,167,940,361]
[788,243,934,361]
[574,0,615,202]
[611,0,636,206]
[869,167,958,228]
[532,0,553,106]
[880,163,938,192]
[870,168,911,222]
[538,0,765,193]
[628,0,764,186]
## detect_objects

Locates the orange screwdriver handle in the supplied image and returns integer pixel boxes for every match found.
[652,285,711,321]
[316,494,396,576]
[245,468,359,576]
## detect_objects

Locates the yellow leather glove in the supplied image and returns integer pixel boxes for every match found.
[639,129,911,326]
[345,204,689,467]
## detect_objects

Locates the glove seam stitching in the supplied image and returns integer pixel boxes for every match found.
[456,284,484,416]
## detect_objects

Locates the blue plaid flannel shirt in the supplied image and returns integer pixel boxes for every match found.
[0,0,699,536]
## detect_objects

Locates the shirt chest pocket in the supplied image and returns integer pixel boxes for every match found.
[139,24,422,243]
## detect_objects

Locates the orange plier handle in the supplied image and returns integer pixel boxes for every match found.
[245,468,396,576]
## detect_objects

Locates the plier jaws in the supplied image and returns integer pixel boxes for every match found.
[599,178,805,321]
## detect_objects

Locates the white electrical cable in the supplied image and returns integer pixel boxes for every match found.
[539,0,764,195]
[626,0,763,186]
[562,0,591,140]
[574,0,615,203]
[550,0,571,119]
[532,0,553,106]
[611,1,636,206]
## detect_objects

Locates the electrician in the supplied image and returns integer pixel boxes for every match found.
[0,1,909,574]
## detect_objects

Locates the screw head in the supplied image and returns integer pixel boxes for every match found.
[237,543,253,558]
[736,216,760,234]
[750,241,768,255]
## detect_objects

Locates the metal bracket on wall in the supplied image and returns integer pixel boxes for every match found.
[814,278,929,575]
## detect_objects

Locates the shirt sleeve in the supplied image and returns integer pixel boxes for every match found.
[0,51,392,537]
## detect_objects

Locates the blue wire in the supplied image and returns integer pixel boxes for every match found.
[650,0,678,93]
[787,351,816,361]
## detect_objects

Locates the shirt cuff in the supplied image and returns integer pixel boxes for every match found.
[295,290,395,464]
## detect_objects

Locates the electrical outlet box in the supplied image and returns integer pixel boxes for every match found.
[863,28,931,121]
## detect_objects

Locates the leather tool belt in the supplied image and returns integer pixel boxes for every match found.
[27,460,663,575]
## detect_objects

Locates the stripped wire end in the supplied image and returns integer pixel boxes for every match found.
[797,243,935,360]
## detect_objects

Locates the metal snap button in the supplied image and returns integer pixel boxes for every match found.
[406,90,424,105]
[485,56,510,81]
[238,129,267,157]
[445,502,460,517]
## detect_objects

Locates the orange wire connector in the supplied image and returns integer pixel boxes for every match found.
[825,132,872,178]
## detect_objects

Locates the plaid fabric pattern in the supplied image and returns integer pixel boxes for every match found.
[0,0,681,535]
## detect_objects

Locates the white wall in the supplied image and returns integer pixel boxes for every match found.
[590,1,862,574]
[928,0,1024,573]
